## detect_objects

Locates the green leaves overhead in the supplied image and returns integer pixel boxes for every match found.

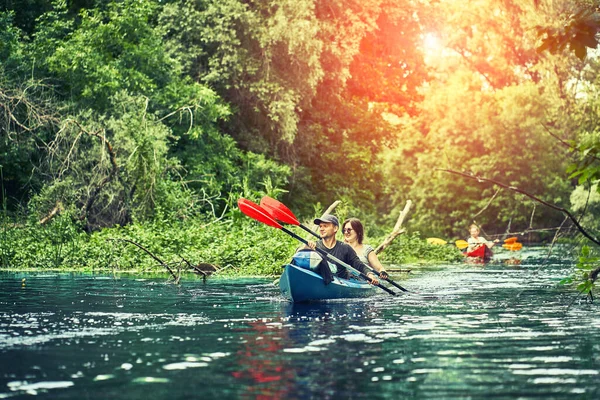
[159,0,326,144]
[535,5,600,60]
[36,0,174,110]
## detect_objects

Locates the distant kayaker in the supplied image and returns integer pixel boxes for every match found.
[342,218,388,280]
[467,224,498,252]
[305,214,380,285]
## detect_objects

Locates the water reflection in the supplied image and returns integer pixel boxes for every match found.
[232,321,296,398]
[1,250,599,399]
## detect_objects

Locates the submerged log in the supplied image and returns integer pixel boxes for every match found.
[114,239,223,284]
[115,239,179,282]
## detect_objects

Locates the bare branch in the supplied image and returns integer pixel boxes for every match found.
[437,168,600,247]
[375,200,412,255]
[113,239,178,282]
[472,188,501,220]
[39,201,63,225]
[73,123,119,221]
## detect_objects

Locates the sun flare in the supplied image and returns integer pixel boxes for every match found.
[422,33,441,54]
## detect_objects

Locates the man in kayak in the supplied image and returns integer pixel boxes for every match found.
[305,214,380,285]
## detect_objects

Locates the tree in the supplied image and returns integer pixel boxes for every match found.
[2,0,289,228]
[377,0,574,237]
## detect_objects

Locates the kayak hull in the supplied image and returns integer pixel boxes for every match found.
[464,245,493,260]
[279,264,376,302]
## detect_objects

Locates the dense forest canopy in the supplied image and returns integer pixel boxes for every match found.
[2,0,600,248]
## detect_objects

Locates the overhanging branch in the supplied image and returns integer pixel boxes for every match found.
[437,168,600,247]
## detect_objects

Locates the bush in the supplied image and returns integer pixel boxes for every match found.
[0,214,300,275]
[377,232,464,264]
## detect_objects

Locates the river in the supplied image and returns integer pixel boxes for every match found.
[1,246,598,399]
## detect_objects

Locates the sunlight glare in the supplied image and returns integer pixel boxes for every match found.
[422,33,441,54]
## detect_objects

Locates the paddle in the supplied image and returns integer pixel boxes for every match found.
[457,236,514,251]
[502,242,523,251]
[238,198,397,296]
[455,240,469,250]
[260,196,414,294]
[260,197,318,237]
[426,238,448,245]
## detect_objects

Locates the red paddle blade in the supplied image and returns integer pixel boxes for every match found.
[259,196,300,226]
[237,198,283,229]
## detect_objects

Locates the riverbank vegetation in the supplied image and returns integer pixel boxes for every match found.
[0,213,462,274]
[1,1,600,290]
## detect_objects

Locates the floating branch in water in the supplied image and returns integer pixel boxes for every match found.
[113,238,178,282]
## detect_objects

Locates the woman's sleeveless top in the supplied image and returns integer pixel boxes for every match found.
[359,245,375,266]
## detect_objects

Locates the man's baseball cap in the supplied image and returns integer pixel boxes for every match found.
[314,214,339,227]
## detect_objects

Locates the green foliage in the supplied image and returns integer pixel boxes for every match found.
[535,4,600,61]
[1,210,463,274]
[0,11,24,72]
[560,245,598,296]
[0,211,85,269]
[4,0,292,229]
[0,214,299,275]
[158,0,325,145]
[378,232,464,264]
[35,0,175,110]
[381,77,572,238]
[21,91,187,227]
[1,0,55,35]
[570,183,600,235]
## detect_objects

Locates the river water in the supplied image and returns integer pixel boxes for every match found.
[0,247,598,399]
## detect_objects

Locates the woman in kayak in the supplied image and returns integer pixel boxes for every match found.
[342,218,388,280]
[467,224,498,254]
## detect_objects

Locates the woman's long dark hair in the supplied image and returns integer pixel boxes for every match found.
[342,218,364,244]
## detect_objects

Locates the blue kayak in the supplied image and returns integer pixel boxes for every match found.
[279,264,376,302]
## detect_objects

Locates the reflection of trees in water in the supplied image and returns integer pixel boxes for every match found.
[229,301,385,398]
[283,301,384,398]
[232,301,384,398]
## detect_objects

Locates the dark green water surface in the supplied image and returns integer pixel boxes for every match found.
[1,247,599,399]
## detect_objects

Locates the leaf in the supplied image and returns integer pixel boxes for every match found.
[559,277,573,285]
[581,245,590,258]
[572,42,587,60]
[575,32,598,49]
[568,169,583,179]
[577,281,593,294]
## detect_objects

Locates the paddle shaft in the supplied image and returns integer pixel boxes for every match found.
[299,222,411,293]
[279,226,396,296]
[254,197,398,296]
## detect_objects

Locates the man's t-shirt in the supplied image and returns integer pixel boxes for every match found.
[316,240,368,279]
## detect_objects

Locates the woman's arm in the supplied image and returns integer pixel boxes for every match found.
[485,238,499,248]
[367,251,388,280]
